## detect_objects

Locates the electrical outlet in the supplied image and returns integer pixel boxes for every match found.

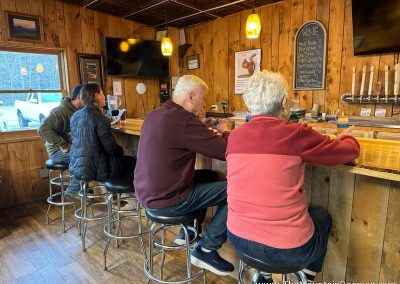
[221,101,228,110]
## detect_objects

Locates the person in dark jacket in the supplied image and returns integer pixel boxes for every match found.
[69,83,134,183]
[38,85,83,195]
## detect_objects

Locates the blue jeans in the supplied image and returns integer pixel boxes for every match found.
[147,181,228,251]
[49,150,80,189]
[228,208,332,273]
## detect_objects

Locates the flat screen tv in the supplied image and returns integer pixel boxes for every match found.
[105,37,169,77]
[352,0,400,56]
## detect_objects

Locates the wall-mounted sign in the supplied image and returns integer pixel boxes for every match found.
[294,21,326,90]
[234,48,261,94]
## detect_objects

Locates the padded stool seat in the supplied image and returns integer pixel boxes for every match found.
[45,159,74,233]
[45,159,69,171]
[146,208,204,225]
[235,245,308,283]
[105,174,134,194]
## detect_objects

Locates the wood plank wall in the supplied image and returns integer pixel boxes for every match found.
[0,0,181,118]
[182,0,400,116]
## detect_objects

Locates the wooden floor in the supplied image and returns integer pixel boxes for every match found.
[0,200,237,284]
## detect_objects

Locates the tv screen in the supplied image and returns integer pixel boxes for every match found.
[105,37,169,77]
[352,0,400,56]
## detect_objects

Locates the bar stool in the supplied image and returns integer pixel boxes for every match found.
[144,209,206,284]
[74,180,108,251]
[235,248,308,284]
[45,159,75,233]
[103,173,147,270]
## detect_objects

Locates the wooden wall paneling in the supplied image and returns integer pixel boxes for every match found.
[80,8,95,54]
[270,4,280,72]
[339,0,357,116]
[277,0,291,83]
[0,0,4,43]
[30,0,44,20]
[0,144,14,208]
[184,26,196,75]
[228,13,242,112]
[376,54,395,117]
[43,0,59,47]
[192,25,201,78]
[299,0,316,110]
[124,79,137,118]
[346,175,389,282]
[119,19,134,111]
[15,0,30,14]
[63,2,83,89]
[93,11,108,54]
[55,0,67,48]
[8,142,33,205]
[0,0,16,44]
[260,5,272,71]
[288,0,304,106]
[28,140,48,200]
[310,166,330,209]
[325,0,345,114]
[379,181,400,282]
[323,170,355,281]
[168,27,180,76]
[200,22,214,109]
[212,17,229,109]
[313,0,330,113]
[107,15,122,38]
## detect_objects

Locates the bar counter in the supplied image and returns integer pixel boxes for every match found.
[114,118,400,283]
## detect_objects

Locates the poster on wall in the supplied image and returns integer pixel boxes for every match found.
[234,48,261,94]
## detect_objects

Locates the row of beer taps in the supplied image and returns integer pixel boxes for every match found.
[341,63,400,104]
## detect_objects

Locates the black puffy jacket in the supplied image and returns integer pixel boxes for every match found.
[69,104,124,182]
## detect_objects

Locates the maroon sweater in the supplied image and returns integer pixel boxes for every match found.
[134,100,229,208]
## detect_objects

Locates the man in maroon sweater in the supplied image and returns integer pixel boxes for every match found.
[134,75,234,275]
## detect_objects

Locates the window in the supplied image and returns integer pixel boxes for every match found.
[0,48,65,131]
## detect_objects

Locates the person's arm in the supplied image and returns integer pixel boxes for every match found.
[38,111,69,149]
[298,124,360,166]
[182,116,230,161]
[96,115,124,157]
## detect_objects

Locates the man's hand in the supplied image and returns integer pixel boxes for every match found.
[202,117,219,128]
[215,119,232,133]
[60,145,71,153]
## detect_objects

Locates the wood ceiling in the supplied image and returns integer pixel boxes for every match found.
[60,0,283,28]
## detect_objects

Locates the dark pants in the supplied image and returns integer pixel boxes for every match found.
[228,207,332,272]
[147,169,227,250]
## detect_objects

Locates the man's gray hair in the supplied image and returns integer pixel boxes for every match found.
[243,70,289,116]
[173,75,209,99]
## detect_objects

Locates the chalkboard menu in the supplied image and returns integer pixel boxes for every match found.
[294,21,327,90]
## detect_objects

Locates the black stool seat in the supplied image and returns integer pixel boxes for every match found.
[146,208,203,225]
[236,249,304,274]
[105,173,134,193]
[46,159,69,171]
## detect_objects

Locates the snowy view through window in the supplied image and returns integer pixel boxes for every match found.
[0,50,63,131]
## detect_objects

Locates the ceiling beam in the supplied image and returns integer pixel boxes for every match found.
[169,0,219,19]
[123,0,168,19]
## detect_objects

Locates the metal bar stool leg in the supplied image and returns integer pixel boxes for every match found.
[45,169,53,225]
[103,192,113,270]
[182,226,192,280]
[60,170,66,233]
[81,182,88,252]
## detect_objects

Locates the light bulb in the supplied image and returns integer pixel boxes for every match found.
[246,13,261,39]
[120,41,129,52]
[36,64,44,73]
[127,38,137,45]
[161,37,173,56]
[21,66,27,75]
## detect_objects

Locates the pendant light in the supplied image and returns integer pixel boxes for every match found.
[161,2,173,56]
[246,0,261,39]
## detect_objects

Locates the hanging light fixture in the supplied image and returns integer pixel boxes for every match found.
[246,0,261,39]
[20,66,28,75]
[36,63,44,73]
[120,40,130,52]
[161,2,173,56]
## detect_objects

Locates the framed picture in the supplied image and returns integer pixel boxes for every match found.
[5,11,43,42]
[234,48,261,94]
[187,54,200,70]
[77,54,104,90]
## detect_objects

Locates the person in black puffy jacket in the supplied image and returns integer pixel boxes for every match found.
[69,83,135,183]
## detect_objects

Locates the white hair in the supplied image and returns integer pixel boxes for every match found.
[243,70,289,116]
[173,75,208,99]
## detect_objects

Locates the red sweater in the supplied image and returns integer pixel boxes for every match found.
[226,115,360,248]
[134,100,229,209]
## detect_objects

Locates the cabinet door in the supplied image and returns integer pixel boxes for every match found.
[0,144,15,208]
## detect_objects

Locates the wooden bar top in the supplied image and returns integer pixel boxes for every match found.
[114,118,400,181]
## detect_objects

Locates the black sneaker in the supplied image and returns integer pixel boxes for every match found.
[174,228,198,246]
[253,272,274,284]
[191,245,234,276]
